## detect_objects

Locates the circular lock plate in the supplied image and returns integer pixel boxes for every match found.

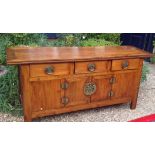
[84,82,96,96]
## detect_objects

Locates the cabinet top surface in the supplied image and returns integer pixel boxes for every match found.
[7,46,152,64]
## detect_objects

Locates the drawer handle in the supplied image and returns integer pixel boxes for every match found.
[61,97,69,105]
[84,82,96,96]
[44,66,54,75]
[122,60,129,69]
[88,64,96,72]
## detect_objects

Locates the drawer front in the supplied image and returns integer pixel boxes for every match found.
[30,63,73,77]
[75,61,110,74]
[112,59,140,71]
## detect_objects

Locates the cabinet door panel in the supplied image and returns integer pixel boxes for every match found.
[31,79,61,113]
[112,71,138,99]
[91,75,112,102]
[63,77,91,106]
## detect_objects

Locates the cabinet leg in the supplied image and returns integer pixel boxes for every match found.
[130,98,137,110]
[24,115,32,122]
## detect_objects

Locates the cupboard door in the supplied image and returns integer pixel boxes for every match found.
[91,75,112,102]
[112,71,138,99]
[62,77,91,107]
[31,79,62,113]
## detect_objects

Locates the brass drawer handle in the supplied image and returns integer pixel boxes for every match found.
[61,97,69,105]
[44,66,54,75]
[84,82,96,96]
[122,60,129,69]
[88,64,96,72]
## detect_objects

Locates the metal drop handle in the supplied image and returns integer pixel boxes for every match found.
[61,81,69,89]
[44,66,54,75]
[109,77,116,84]
[108,91,114,97]
[88,64,96,72]
[61,97,69,105]
[122,60,129,69]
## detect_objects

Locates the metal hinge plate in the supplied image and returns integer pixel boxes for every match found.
[108,90,114,97]
[61,81,69,89]
[109,77,116,84]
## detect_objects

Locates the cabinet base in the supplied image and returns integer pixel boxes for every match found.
[24,98,132,122]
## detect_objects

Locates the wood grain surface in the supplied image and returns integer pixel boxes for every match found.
[7,46,152,64]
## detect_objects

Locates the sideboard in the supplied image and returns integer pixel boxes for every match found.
[7,46,152,121]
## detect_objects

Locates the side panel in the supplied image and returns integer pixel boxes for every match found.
[20,65,32,122]
[130,59,143,109]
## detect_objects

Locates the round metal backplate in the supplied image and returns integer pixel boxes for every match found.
[44,66,54,74]
[84,82,96,96]
[61,97,69,105]
[122,60,129,69]
[87,63,96,72]
[61,81,69,89]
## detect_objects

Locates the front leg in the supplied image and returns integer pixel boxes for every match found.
[130,97,138,110]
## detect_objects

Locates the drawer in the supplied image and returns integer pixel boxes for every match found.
[75,61,110,74]
[112,59,140,71]
[30,63,73,77]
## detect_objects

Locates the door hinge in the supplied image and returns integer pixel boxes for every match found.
[109,77,116,84]
[108,90,114,97]
[61,97,69,106]
[61,81,69,89]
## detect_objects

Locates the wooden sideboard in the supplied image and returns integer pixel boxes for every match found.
[7,46,152,121]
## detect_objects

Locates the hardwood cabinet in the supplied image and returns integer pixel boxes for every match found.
[7,46,152,121]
